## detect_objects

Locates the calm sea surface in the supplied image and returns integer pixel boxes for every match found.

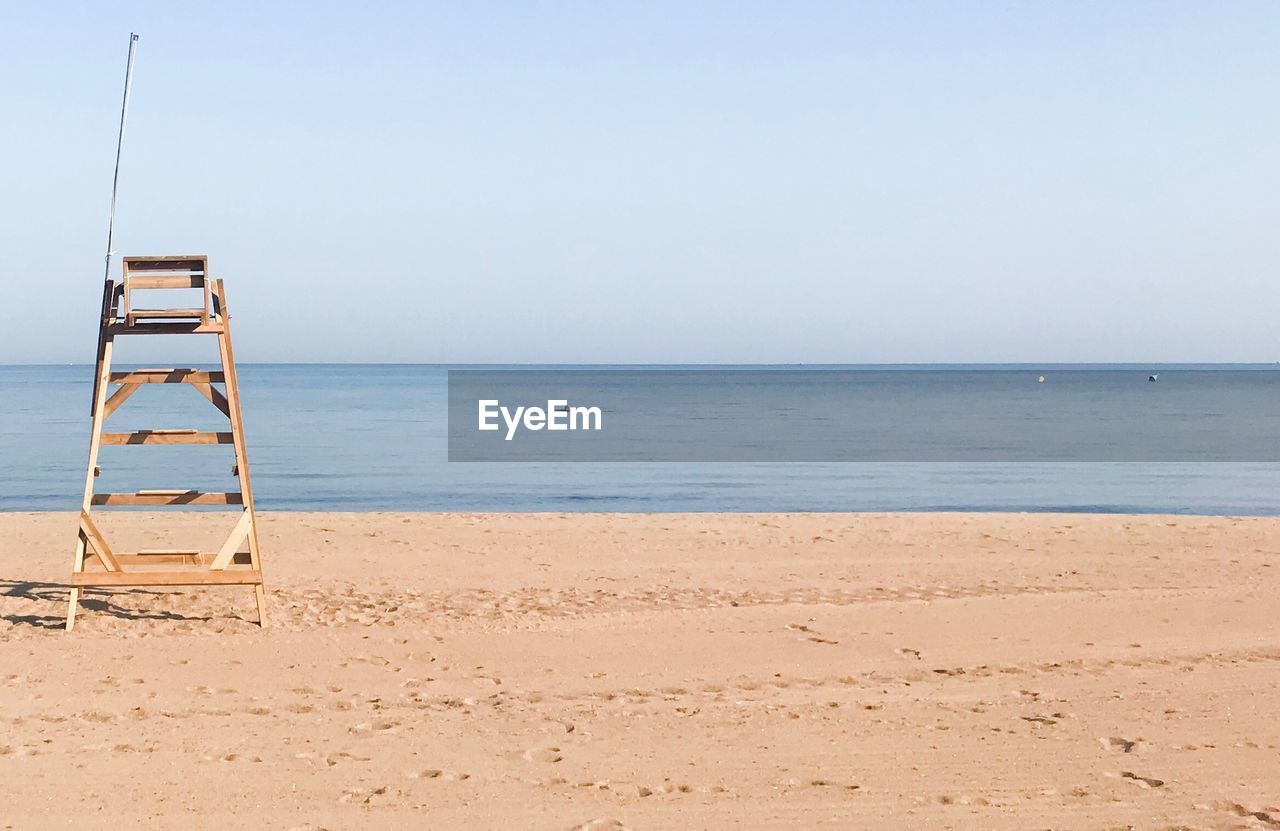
[2,364,1279,514]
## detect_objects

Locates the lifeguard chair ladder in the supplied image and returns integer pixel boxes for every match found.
[68,255,266,630]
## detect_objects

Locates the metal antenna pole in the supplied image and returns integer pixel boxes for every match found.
[91,33,139,416]
[103,32,140,283]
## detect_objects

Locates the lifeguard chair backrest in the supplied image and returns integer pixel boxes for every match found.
[121,255,212,325]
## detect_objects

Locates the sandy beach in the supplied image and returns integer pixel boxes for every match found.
[0,511,1276,829]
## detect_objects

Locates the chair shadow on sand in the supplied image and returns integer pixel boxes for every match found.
[1,580,218,629]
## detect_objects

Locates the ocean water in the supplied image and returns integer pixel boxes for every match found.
[2,364,1279,514]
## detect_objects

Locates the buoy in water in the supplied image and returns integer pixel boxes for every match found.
[1037,375,1045,383]
[1149,374,1159,382]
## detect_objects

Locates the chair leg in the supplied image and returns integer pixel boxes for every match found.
[254,584,268,627]
[66,588,79,632]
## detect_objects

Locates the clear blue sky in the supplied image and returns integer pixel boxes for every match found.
[2,2,1277,363]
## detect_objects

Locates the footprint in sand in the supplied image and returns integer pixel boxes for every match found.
[1118,771,1164,789]
[406,768,470,782]
[523,747,564,764]
[348,720,399,736]
[337,785,391,804]
[1218,802,1280,828]
[787,622,838,644]
[1100,736,1138,753]
[540,719,576,735]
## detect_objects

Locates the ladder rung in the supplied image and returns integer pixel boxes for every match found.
[71,570,262,587]
[101,430,233,445]
[127,307,204,321]
[110,369,225,384]
[125,275,205,289]
[109,551,253,565]
[123,550,205,565]
[91,491,243,506]
[106,322,224,336]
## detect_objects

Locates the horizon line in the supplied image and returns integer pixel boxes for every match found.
[4,361,1280,369]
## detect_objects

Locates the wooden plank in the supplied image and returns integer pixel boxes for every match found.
[127,308,207,320]
[72,328,115,630]
[102,383,139,419]
[125,275,205,289]
[71,570,262,587]
[122,271,133,332]
[78,511,120,572]
[109,553,247,565]
[66,565,82,630]
[191,382,231,417]
[123,256,207,271]
[121,550,216,565]
[91,492,243,506]
[89,280,116,416]
[110,369,224,384]
[101,430,233,445]
[106,321,225,336]
[72,330,116,629]
[215,278,268,628]
[203,268,214,325]
[210,510,254,570]
[209,279,223,316]
[113,553,205,565]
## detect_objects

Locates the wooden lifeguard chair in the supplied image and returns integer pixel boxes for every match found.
[67,255,267,630]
